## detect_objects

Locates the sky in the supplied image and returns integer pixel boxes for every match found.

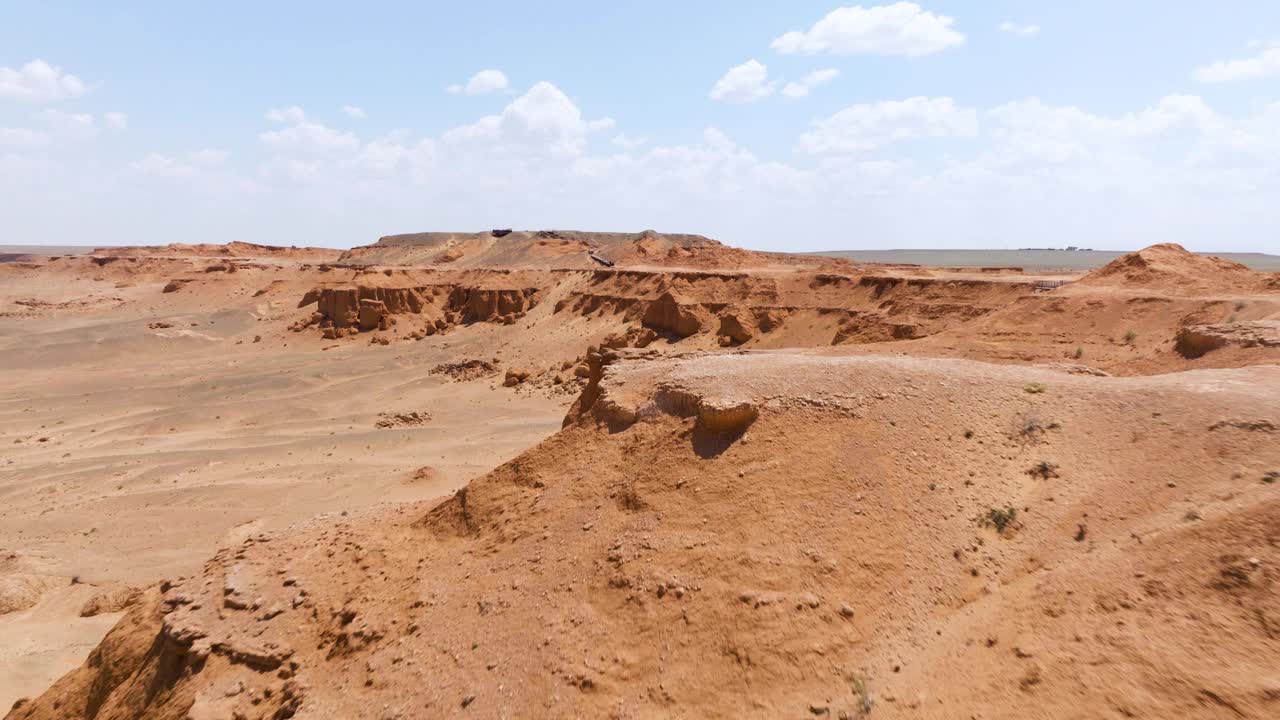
[3,1,1280,252]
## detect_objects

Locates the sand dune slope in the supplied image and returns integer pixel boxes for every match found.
[11,351,1278,719]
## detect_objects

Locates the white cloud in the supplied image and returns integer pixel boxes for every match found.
[587,116,616,132]
[130,152,213,179]
[799,96,978,153]
[772,3,964,57]
[12,74,1280,254]
[443,81,592,154]
[104,111,128,131]
[976,95,1262,174]
[188,149,228,166]
[0,59,87,103]
[998,22,1040,37]
[569,126,790,201]
[36,109,98,140]
[0,110,126,149]
[124,149,254,192]
[266,106,307,123]
[343,105,366,119]
[709,60,778,103]
[612,133,647,150]
[989,95,1227,143]
[259,112,359,154]
[0,127,50,147]
[449,69,510,96]
[782,68,840,98]
[1194,47,1280,83]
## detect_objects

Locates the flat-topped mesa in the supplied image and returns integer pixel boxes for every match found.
[337,229,830,269]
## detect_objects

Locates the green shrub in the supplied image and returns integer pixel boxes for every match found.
[983,506,1018,532]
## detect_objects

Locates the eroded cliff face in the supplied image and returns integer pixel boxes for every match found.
[13,352,1279,719]
[293,284,541,337]
[553,269,1035,348]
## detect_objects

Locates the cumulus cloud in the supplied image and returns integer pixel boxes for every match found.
[266,106,307,124]
[13,72,1280,253]
[343,105,366,119]
[782,68,840,98]
[121,149,261,196]
[1194,46,1280,83]
[799,96,978,153]
[448,69,510,96]
[188,149,228,165]
[998,22,1040,37]
[128,153,193,178]
[1,110,127,149]
[260,117,359,154]
[0,59,87,103]
[611,133,647,150]
[772,3,964,57]
[104,112,128,131]
[587,116,616,132]
[709,60,778,103]
[443,81,596,154]
[989,95,1227,142]
[36,109,99,140]
[0,127,50,147]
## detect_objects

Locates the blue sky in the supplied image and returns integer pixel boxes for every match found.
[3,1,1280,251]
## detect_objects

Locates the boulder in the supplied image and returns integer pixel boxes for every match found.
[357,299,387,332]
[642,291,703,338]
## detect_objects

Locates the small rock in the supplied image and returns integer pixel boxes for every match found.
[839,604,855,618]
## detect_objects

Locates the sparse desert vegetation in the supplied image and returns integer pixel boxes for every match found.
[1,239,1277,719]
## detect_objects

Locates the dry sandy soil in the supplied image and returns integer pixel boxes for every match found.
[2,234,1278,718]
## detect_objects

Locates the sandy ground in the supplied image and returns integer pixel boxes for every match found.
[2,239,1277,718]
[0,288,567,709]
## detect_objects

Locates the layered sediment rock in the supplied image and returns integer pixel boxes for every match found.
[299,284,540,333]
[1175,320,1280,358]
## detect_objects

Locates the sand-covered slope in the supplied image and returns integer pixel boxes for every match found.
[11,350,1278,719]
[4,240,1279,718]
[1076,243,1268,294]
[904,243,1280,375]
[94,242,344,262]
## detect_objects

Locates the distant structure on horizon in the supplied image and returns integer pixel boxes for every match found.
[1017,246,1094,251]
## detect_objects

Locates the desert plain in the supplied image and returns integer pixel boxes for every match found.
[1,230,1278,719]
